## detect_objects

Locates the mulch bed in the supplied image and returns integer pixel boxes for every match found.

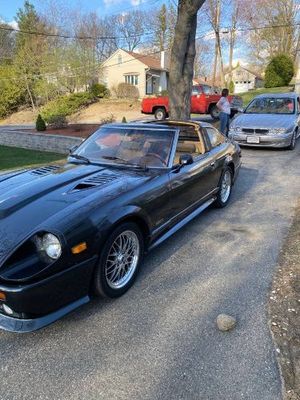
[269,201,300,400]
[29,124,100,138]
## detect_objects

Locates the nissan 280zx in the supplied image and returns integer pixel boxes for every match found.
[0,121,241,332]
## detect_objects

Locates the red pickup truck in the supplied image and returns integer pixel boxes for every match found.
[141,85,243,120]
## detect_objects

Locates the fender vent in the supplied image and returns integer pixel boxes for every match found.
[30,165,61,176]
[73,173,118,191]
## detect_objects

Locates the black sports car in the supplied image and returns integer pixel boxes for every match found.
[0,120,241,332]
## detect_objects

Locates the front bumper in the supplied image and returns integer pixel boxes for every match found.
[228,133,293,148]
[0,256,97,332]
[0,296,89,333]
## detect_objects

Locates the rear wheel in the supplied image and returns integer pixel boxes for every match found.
[210,104,220,120]
[214,168,233,208]
[154,107,166,120]
[93,222,144,298]
[287,131,296,150]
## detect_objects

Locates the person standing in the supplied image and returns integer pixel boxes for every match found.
[217,88,231,136]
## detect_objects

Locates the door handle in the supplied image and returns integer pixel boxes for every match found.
[210,161,215,167]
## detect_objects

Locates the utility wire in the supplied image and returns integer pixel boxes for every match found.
[0,20,298,42]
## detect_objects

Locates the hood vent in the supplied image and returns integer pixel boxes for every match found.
[72,173,118,191]
[30,165,61,176]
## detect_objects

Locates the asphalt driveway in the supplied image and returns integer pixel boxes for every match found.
[1,142,300,400]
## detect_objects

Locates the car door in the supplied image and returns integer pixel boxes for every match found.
[191,86,206,114]
[204,126,229,189]
[296,97,300,136]
[167,127,218,222]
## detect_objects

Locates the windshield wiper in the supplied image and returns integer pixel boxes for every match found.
[101,156,130,163]
[101,156,148,171]
[69,154,90,164]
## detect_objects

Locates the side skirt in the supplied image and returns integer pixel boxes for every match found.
[148,197,216,251]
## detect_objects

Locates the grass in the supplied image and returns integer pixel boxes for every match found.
[0,146,64,171]
[239,86,294,107]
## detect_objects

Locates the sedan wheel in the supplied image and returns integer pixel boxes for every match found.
[93,223,144,298]
[215,168,233,208]
[287,132,296,150]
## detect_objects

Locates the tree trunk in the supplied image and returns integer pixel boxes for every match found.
[24,77,36,111]
[216,30,225,86]
[212,39,218,86]
[169,0,206,120]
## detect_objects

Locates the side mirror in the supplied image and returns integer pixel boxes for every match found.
[69,145,79,154]
[179,154,194,166]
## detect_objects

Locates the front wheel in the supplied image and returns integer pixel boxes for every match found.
[286,132,296,150]
[214,168,233,208]
[93,222,144,298]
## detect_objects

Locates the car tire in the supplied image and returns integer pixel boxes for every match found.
[214,167,233,208]
[210,104,220,120]
[93,222,144,298]
[154,108,166,120]
[287,131,296,150]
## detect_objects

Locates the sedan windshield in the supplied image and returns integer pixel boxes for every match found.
[74,127,175,167]
[245,97,295,114]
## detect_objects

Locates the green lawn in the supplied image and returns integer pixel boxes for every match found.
[0,146,64,170]
[239,86,294,107]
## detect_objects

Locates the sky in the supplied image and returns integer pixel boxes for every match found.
[0,0,246,68]
[0,0,162,22]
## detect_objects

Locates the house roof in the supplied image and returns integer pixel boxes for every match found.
[225,65,263,80]
[124,50,167,71]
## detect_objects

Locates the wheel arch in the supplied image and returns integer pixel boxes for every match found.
[208,102,217,113]
[113,214,151,249]
[227,161,235,178]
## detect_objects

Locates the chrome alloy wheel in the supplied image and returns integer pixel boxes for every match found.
[220,170,232,203]
[105,230,140,289]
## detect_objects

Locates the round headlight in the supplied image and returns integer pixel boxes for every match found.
[42,233,62,260]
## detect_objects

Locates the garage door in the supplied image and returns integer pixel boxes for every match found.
[235,83,251,94]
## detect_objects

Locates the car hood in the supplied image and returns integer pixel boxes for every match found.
[0,162,154,264]
[231,113,296,129]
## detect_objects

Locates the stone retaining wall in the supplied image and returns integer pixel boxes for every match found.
[0,130,83,154]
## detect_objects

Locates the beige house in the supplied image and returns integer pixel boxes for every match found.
[101,49,168,98]
[225,65,264,94]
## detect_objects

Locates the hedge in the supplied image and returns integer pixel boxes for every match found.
[41,92,96,122]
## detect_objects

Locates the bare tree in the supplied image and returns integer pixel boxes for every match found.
[115,10,149,52]
[227,0,240,83]
[240,0,299,66]
[154,4,167,51]
[0,24,15,62]
[169,0,206,120]
[204,0,225,86]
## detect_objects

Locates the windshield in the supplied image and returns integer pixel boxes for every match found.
[245,97,295,114]
[192,85,212,95]
[74,126,175,168]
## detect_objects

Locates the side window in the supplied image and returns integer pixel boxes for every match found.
[206,127,225,148]
[173,126,205,165]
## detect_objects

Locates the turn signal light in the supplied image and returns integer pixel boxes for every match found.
[0,292,6,301]
[71,242,87,254]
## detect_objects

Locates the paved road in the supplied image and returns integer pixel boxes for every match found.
[1,142,300,400]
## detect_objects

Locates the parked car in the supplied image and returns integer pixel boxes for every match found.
[228,93,300,149]
[141,85,243,120]
[0,121,241,332]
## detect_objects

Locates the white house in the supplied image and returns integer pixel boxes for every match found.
[101,49,168,98]
[225,65,264,94]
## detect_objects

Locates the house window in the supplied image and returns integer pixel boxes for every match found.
[118,54,122,65]
[125,75,139,85]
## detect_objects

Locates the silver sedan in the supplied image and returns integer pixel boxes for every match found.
[228,93,300,149]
